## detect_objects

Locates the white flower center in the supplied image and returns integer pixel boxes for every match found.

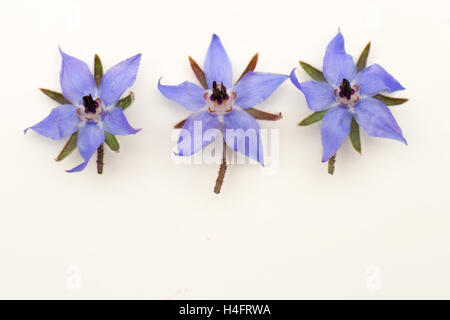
[77,95,105,122]
[334,78,360,108]
[205,81,236,116]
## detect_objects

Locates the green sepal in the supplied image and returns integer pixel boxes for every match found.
[40,88,71,105]
[349,118,361,154]
[56,132,78,161]
[115,92,135,110]
[189,56,208,89]
[245,108,282,121]
[298,110,328,126]
[374,94,408,106]
[94,54,103,88]
[299,61,326,82]
[104,132,120,151]
[237,53,259,84]
[356,42,371,72]
[328,154,336,175]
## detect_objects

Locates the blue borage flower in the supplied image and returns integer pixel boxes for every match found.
[291,31,407,168]
[26,49,141,173]
[159,34,287,193]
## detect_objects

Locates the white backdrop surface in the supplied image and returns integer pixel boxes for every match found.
[1,0,449,299]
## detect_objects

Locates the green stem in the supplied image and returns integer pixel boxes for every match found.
[214,138,227,194]
[97,144,104,175]
[328,154,336,175]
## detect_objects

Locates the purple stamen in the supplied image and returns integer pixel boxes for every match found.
[82,94,98,113]
[210,81,229,105]
[339,78,354,100]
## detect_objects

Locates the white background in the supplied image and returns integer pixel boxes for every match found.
[1,0,449,299]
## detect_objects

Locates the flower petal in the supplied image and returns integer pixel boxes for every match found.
[323,32,356,87]
[354,64,405,96]
[59,48,97,106]
[25,105,79,140]
[66,122,105,173]
[321,106,352,162]
[177,110,219,156]
[353,97,407,144]
[158,79,206,111]
[204,34,233,88]
[99,54,141,106]
[102,107,140,135]
[290,69,335,111]
[223,108,263,165]
[66,159,90,173]
[290,68,302,90]
[234,72,288,109]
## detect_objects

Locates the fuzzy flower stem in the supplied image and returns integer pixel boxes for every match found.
[328,154,336,175]
[214,137,227,194]
[97,143,104,175]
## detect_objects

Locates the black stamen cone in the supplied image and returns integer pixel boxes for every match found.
[83,94,98,113]
[210,81,229,104]
[340,78,354,100]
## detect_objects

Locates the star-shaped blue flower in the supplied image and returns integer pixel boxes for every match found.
[26,49,141,172]
[291,31,407,162]
[159,34,288,165]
